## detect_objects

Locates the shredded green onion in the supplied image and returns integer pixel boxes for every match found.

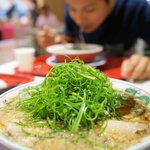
[18,59,124,133]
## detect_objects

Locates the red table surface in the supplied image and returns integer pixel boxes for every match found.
[99,57,126,79]
[0,54,125,90]
[0,74,34,87]
[15,54,125,79]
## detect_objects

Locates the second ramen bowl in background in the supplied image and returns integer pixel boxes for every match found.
[46,43,103,63]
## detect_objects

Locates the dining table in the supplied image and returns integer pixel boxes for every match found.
[0,55,150,92]
[0,55,150,150]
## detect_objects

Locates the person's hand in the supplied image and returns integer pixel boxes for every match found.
[121,54,150,81]
[36,26,63,48]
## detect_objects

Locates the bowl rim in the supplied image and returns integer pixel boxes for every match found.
[46,43,103,55]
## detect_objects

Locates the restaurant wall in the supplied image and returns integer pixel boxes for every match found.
[45,0,66,21]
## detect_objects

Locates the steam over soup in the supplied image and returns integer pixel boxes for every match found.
[0,60,150,150]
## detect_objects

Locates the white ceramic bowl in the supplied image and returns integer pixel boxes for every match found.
[0,79,150,150]
[46,43,103,63]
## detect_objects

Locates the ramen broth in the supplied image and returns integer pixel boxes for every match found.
[0,90,150,150]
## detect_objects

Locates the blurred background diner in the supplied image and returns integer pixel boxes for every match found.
[0,0,150,63]
[0,0,65,63]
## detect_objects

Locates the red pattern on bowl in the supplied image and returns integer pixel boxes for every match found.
[55,53,99,63]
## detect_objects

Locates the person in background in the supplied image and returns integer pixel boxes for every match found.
[30,0,39,27]
[35,5,60,29]
[6,1,15,19]
[37,0,150,81]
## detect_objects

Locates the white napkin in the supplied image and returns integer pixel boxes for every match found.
[0,79,7,89]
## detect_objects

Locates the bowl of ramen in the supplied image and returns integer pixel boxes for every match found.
[0,60,150,150]
[46,43,103,63]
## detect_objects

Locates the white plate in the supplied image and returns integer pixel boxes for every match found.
[46,55,106,67]
[0,79,150,150]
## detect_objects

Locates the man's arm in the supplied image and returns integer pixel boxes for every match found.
[36,26,75,48]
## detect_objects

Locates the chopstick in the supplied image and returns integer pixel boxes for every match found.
[74,29,87,49]
[79,29,86,44]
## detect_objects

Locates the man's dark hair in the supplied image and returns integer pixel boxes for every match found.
[105,0,110,3]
